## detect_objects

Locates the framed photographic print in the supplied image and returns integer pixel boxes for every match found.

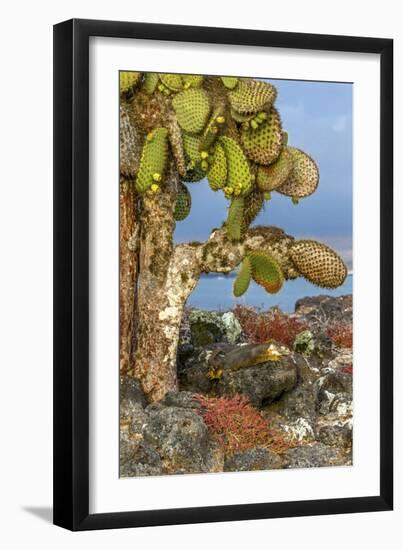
[53,19,393,530]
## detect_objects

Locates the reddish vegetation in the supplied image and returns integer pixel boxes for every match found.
[233,305,308,347]
[194,393,293,456]
[327,322,353,349]
[341,363,353,374]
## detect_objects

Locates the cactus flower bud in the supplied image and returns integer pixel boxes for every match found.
[152,173,162,182]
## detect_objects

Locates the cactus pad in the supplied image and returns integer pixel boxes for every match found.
[221,76,239,89]
[174,183,192,220]
[182,74,204,88]
[120,71,141,93]
[226,196,244,241]
[241,107,283,165]
[242,187,265,233]
[219,136,253,196]
[229,79,277,115]
[182,132,202,163]
[277,148,319,198]
[199,107,225,152]
[135,128,169,193]
[233,257,252,297]
[290,240,347,288]
[142,72,159,95]
[256,147,293,191]
[249,251,284,294]
[159,73,183,92]
[230,108,255,123]
[172,88,210,133]
[207,144,227,191]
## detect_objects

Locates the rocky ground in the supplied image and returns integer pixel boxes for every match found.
[120,295,353,476]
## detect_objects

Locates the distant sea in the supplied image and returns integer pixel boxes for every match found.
[188,273,353,313]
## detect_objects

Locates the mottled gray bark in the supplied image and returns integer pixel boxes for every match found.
[133,192,300,401]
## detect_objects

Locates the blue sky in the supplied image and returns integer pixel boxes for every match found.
[174,78,353,267]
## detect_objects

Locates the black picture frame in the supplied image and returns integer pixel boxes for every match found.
[53,18,393,531]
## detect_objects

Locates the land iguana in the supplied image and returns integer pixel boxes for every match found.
[206,342,290,380]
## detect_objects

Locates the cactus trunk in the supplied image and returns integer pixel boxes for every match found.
[131,169,199,401]
[119,178,139,375]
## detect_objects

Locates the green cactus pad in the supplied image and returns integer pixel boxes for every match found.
[120,71,141,93]
[182,74,204,88]
[135,128,169,193]
[174,183,192,221]
[183,132,202,163]
[233,257,252,297]
[221,76,239,89]
[289,240,347,289]
[230,108,255,123]
[249,251,284,294]
[277,147,319,198]
[199,107,225,152]
[226,196,244,241]
[242,187,265,233]
[181,166,205,183]
[172,88,210,133]
[207,144,227,191]
[219,136,253,196]
[241,107,283,165]
[228,79,277,115]
[159,73,184,92]
[142,72,159,95]
[256,147,293,191]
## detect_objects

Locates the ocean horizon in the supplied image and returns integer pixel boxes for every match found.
[187,273,353,313]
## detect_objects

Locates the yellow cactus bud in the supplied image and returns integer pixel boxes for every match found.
[251,119,259,130]
[158,83,165,92]
[224,186,234,195]
[201,159,209,171]
[200,151,209,160]
[146,132,154,142]
[216,115,225,124]
[152,173,162,182]
[150,184,160,193]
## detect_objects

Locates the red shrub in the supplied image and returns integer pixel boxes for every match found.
[194,393,292,456]
[327,322,353,349]
[233,305,308,347]
[341,363,353,374]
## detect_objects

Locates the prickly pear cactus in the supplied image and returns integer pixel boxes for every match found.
[289,240,347,288]
[120,71,141,94]
[135,128,169,193]
[174,182,192,221]
[226,196,244,241]
[248,251,284,294]
[172,88,210,133]
[233,257,252,297]
[120,71,348,302]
